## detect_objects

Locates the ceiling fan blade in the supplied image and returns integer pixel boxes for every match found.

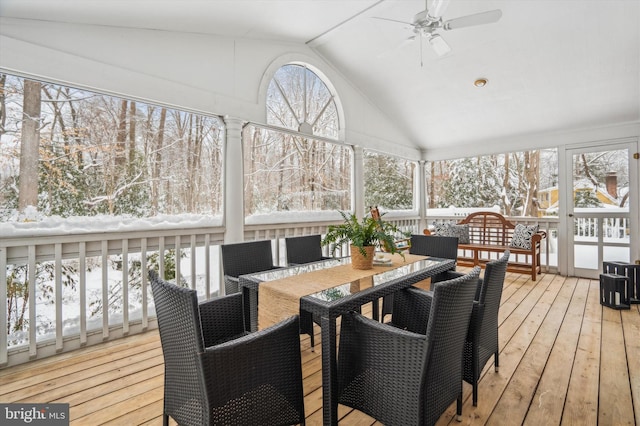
[376,35,416,59]
[372,16,414,26]
[428,0,451,20]
[443,9,502,31]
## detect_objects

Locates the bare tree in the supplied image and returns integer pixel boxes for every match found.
[151,107,167,214]
[0,74,7,137]
[115,99,128,167]
[18,79,41,212]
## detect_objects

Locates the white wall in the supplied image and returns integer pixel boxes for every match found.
[0,17,422,160]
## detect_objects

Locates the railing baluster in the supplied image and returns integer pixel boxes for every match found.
[205,234,211,299]
[55,243,63,351]
[175,235,181,285]
[101,240,109,340]
[28,245,36,358]
[0,247,7,365]
[190,234,196,290]
[79,242,87,345]
[141,238,148,330]
[159,236,165,278]
[122,239,129,335]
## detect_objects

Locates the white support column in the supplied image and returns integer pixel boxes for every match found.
[557,146,568,276]
[224,116,245,243]
[353,145,365,219]
[418,160,427,233]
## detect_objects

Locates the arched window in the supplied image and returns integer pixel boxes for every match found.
[243,64,350,216]
[266,64,339,139]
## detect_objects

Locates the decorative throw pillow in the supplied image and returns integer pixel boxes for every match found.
[509,224,539,250]
[448,224,470,244]
[433,223,470,244]
[432,222,450,236]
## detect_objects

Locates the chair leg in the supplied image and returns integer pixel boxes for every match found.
[495,350,499,372]
[456,393,463,422]
[163,413,169,426]
[473,380,478,406]
[310,326,315,352]
[473,359,479,406]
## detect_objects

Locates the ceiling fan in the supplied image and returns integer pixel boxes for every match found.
[375,0,502,58]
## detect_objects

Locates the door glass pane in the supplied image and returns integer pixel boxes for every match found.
[572,150,628,210]
[572,149,629,270]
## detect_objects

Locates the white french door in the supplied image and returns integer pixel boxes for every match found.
[564,140,638,278]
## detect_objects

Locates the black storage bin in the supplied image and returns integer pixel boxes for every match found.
[599,273,630,310]
[603,261,640,304]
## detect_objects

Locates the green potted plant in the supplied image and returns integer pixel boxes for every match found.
[322,210,410,270]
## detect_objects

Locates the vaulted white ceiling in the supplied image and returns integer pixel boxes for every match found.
[1,0,639,154]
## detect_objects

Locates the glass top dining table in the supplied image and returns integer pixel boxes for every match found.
[238,253,456,425]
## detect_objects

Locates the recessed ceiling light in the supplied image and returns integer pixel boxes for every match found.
[474,78,488,87]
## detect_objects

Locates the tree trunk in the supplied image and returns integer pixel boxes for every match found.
[152,107,167,214]
[0,74,8,137]
[115,99,128,167]
[502,154,511,215]
[18,80,41,213]
[128,101,136,169]
[523,150,540,217]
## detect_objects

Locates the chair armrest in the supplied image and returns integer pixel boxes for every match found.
[199,293,247,347]
[199,315,304,414]
[390,287,434,335]
[224,275,240,295]
[431,270,465,284]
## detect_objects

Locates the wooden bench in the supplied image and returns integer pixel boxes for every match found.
[430,211,546,281]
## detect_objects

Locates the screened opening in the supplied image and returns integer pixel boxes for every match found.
[426,149,558,217]
[364,151,415,211]
[0,74,224,221]
[243,125,351,215]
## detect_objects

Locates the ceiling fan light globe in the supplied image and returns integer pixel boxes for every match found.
[428,34,451,56]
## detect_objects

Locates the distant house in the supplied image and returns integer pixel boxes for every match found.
[538,172,629,215]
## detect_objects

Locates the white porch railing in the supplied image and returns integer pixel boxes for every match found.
[1,213,560,367]
[1,226,225,367]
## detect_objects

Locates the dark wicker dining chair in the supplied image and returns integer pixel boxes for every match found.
[284,234,331,350]
[463,250,509,406]
[337,267,480,426]
[381,234,459,320]
[149,270,305,426]
[221,239,280,295]
[285,234,331,266]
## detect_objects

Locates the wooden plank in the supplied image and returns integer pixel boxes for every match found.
[486,276,577,425]
[1,345,163,401]
[72,385,164,424]
[599,304,635,425]
[70,375,164,421]
[561,278,602,425]
[0,330,160,379]
[621,304,640,425]
[51,364,165,407]
[523,277,589,424]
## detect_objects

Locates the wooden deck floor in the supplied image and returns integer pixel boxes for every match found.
[1,271,639,425]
